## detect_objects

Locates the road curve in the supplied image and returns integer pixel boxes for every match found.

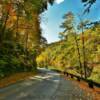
[0,68,93,100]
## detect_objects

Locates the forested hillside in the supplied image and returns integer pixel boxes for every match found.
[37,23,100,83]
[0,0,99,84]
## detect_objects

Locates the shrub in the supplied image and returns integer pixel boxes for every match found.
[0,59,8,78]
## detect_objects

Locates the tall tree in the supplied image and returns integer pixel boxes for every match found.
[78,17,90,78]
[60,12,83,77]
[81,0,96,13]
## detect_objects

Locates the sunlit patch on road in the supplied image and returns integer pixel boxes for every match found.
[17,92,28,98]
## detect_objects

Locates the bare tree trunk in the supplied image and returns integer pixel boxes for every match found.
[0,10,9,44]
[78,15,87,79]
[24,30,29,57]
[15,4,20,43]
[82,27,87,79]
[16,15,19,42]
[32,11,41,48]
[73,33,83,78]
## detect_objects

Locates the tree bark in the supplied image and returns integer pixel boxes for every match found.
[82,27,87,79]
[0,10,9,44]
[73,33,83,78]
[32,11,41,48]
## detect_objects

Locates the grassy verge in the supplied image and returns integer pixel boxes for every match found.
[0,72,37,88]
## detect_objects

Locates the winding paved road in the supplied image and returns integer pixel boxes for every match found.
[0,68,93,100]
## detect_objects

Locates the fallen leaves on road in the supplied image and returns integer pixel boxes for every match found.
[63,75,100,100]
[74,80,100,100]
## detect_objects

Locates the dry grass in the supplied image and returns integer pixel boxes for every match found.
[0,72,37,88]
[74,80,100,100]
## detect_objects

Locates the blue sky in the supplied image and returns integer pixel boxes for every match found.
[40,0,100,43]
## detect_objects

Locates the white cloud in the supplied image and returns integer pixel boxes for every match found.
[55,0,64,4]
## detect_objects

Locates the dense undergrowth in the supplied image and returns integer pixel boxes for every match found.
[0,42,37,79]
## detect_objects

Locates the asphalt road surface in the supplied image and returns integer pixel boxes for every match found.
[0,68,93,100]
